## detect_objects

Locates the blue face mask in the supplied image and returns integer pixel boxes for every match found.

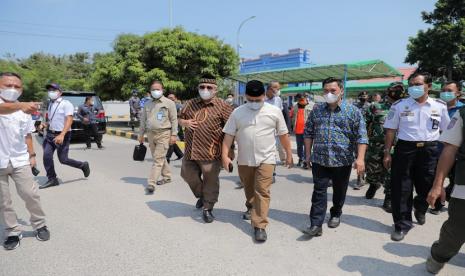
[440,91,456,102]
[408,85,425,99]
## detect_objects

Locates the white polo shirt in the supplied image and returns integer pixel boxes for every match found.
[223,103,289,167]
[383,97,450,141]
[437,112,465,200]
[0,99,35,169]
[48,97,74,131]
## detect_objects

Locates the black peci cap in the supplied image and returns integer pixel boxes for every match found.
[245,80,265,96]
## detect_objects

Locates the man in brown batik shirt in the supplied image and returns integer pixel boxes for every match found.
[179,75,233,223]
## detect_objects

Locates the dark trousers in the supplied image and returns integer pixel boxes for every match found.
[391,141,439,231]
[431,197,465,263]
[166,143,183,161]
[83,123,102,147]
[43,132,84,180]
[295,134,305,161]
[310,163,352,227]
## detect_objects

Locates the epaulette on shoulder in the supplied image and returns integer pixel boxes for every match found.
[392,99,403,106]
[434,98,447,105]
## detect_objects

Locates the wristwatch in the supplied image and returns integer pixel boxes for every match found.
[383,148,391,153]
[29,153,37,158]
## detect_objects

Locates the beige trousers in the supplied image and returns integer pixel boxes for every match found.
[238,164,275,229]
[147,130,171,187]
[0,163,46,237]
[181,159,221,210]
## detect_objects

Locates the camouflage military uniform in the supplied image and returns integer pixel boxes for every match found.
[353,101,371,189]
[365,101,391,196]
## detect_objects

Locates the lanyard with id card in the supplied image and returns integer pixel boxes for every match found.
[157,111,164,121]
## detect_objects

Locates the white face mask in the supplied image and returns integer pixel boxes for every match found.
[199,89,213,100]
[0,88,21,102]
[151,90,163,99]
[323,92,339,104]
[275,90,281,97]
[246,101,264,110]
[48,90,60,100]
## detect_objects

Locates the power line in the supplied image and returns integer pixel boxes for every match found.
[0,30,113,42]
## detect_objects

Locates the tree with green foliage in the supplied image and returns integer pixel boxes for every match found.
[91,27,238,100]
[405,0,465,80]
[0,52,93,101]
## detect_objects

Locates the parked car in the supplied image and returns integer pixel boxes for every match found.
[37,91,106,141]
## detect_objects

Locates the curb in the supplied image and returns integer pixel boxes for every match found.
[106,127,185,150]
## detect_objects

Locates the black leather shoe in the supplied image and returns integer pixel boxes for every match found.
[414,210,426,225]
[145,185,155,194]
[391,229,407,241]
[242,209,251,220]
[195,198,203,209]
[297,159,302,167]
[254,228,267,242]
[365,184,380,199]
[302,162,309,170]
[328,216,341,228]
[39,178,59,189]
[202,209,214,223]
[82,162,90,178]
[302,226,322,237]
[382,197,392,213]
[3,234,22,250]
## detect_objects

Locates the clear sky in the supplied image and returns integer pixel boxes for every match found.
[0,0,437,67]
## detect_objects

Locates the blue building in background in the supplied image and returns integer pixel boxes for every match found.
[237,48,313,97]
[240,48,312,74]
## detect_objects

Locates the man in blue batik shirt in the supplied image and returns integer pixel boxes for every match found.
[303,77,368,237]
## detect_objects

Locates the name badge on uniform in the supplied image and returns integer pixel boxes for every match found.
[157,111,163,121]
[431,118,439,130]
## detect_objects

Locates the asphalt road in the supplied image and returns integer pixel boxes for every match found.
[0,134,464,276]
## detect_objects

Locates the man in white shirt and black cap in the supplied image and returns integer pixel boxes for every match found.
[40,83,90,189]
[383,72,450,241]
[0,72,50,250]
[222,80,293,242]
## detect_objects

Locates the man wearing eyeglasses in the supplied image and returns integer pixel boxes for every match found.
[179,74,233,223]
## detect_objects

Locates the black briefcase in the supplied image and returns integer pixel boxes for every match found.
[133,143,147,161]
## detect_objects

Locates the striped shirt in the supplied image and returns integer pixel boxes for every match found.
[304,102,368,167]
[180,97,233,161]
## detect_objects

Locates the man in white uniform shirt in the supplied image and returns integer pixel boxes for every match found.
[222,80,293,243]
[425,108,465,274]
[40,83,90,189]
[383,72,450,241]
[0,72,49,250]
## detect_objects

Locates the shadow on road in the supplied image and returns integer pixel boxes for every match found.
[120,176,146,186]
[268,208,307,232]
[338,255,427,276]
[279,173,312,184]
[146,200,252,238]
[383,242,465,268]
[342,214,391,234]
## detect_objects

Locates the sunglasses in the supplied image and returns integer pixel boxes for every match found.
[199,85,215,91]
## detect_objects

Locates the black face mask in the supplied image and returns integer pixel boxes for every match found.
[359,98,367,103]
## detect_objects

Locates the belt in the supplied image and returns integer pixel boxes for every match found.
[48,130,62,135]
[397,139,438,148]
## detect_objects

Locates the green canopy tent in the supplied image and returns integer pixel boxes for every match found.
[281,80,443,98]
[229,59,403,85]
